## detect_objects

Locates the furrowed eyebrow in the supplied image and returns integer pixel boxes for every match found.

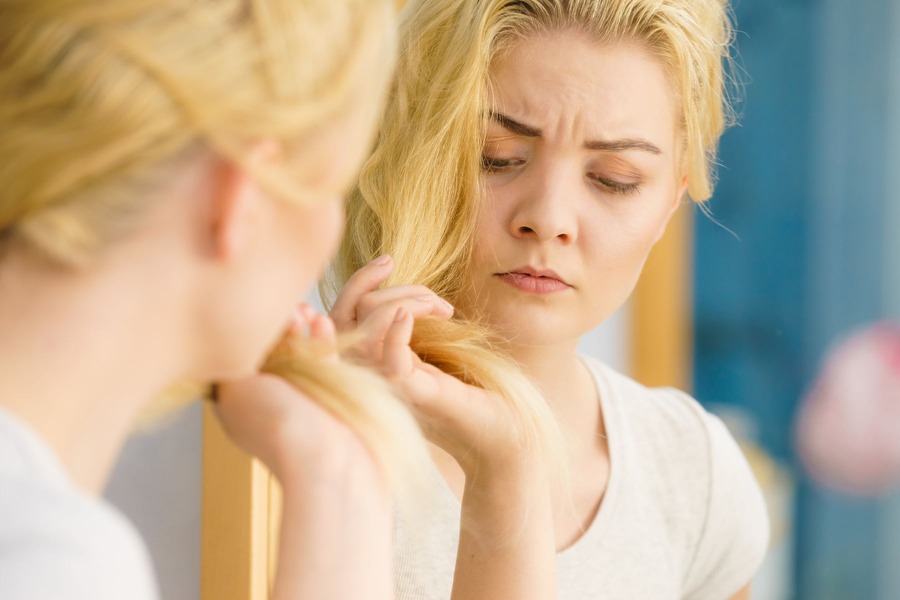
[488,111,663,155]
[489,111,541,137]
[584,139,662,155]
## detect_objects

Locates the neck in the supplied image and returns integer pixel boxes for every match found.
[0,253,188,494]
[505,339,603,446]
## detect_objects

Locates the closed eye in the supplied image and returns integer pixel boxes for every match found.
[589,174,641,196]
[481,155,524,172]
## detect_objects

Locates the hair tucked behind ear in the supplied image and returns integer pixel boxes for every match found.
[328,0,736,496]
[0,0,430,496]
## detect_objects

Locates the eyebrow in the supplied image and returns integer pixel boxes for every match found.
[488,111,663,155]
[490,111,541,137]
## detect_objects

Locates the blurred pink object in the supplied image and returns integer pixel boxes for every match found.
[795,321,900,496]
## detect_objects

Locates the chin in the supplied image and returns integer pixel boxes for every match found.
[203,324,284,382]
[487,307,586,348]
[204,352,264,382]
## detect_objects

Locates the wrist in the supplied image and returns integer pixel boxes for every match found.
[461,456,549,513]
[278,458,393,526]
[458,464,553,552]
[275,428,390,505]
[461,445,547,490]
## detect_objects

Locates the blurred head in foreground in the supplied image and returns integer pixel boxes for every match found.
[0,0,428,492]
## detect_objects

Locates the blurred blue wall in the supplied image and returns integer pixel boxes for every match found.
[692,0,899,598]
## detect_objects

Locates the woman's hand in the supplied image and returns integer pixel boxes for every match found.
[212,306,393,600]
[330,254,454,363]
[383,307,541,478]
[213,306,381,489]
[333,257,558,600]
[330,256,537,479]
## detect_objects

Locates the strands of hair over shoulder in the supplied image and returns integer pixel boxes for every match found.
[328,0,737,511]
[0,0,432,502]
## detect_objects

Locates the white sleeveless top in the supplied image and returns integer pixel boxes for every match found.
[394,357,770,599]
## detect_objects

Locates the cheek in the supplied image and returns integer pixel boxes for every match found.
[316,196,345,260]
[264,197,343,307]
[472,184,513,257]
[583,198,675,297]
[613,179,678,247]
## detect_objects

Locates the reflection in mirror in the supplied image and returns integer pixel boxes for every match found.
[322,1,768,599]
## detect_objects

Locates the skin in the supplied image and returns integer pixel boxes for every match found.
[336,31,753,599]
[333,260,557,598]
[0,55,394,599]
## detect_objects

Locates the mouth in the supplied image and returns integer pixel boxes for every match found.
[495,266,573,294]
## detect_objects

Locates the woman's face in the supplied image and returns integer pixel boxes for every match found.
[462,31,687,349]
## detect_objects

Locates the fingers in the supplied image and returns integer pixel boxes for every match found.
[366,293,451,327]
[356,285,454,321]
[354,295,450,362]
[278,303,338,363]
[330,254,394,329]
[381,308,415,378]
[309,312,339,364]
[330,255,455,332]
[308,311,336,343]
[379,314,453,424]
[286,303,313,336]
[355,291,453,358]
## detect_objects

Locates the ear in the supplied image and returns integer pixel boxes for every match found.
[209,161,251,261]
[651,174,689,245]
[674,173,689,212]
[209,142,280,261]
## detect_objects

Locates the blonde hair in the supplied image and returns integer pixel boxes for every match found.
[0,0,430,496]
[329,0,735,491]
[488,0,735,201]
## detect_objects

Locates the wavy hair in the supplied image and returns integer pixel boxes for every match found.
[329,0,736,494]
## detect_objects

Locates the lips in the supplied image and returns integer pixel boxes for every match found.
[495,266,572,294]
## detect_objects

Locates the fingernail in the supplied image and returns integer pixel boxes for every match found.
[373,253,391,265]
[395,307,407,322]
[439,298,455,313]
[416,295,433,302]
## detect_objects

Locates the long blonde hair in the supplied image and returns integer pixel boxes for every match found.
[0,0,430,496]
[329,0,735,488]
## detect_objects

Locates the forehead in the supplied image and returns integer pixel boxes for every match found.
[487,32,678,147]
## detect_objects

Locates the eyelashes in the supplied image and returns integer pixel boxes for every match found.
[481,155,521,171]
[481,154,642,196]
[587,174,641,196]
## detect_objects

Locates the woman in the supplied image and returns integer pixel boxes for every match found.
[0,1,425,598]
[329,0,770,598]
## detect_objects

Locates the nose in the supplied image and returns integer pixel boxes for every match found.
[509,167,578,244]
